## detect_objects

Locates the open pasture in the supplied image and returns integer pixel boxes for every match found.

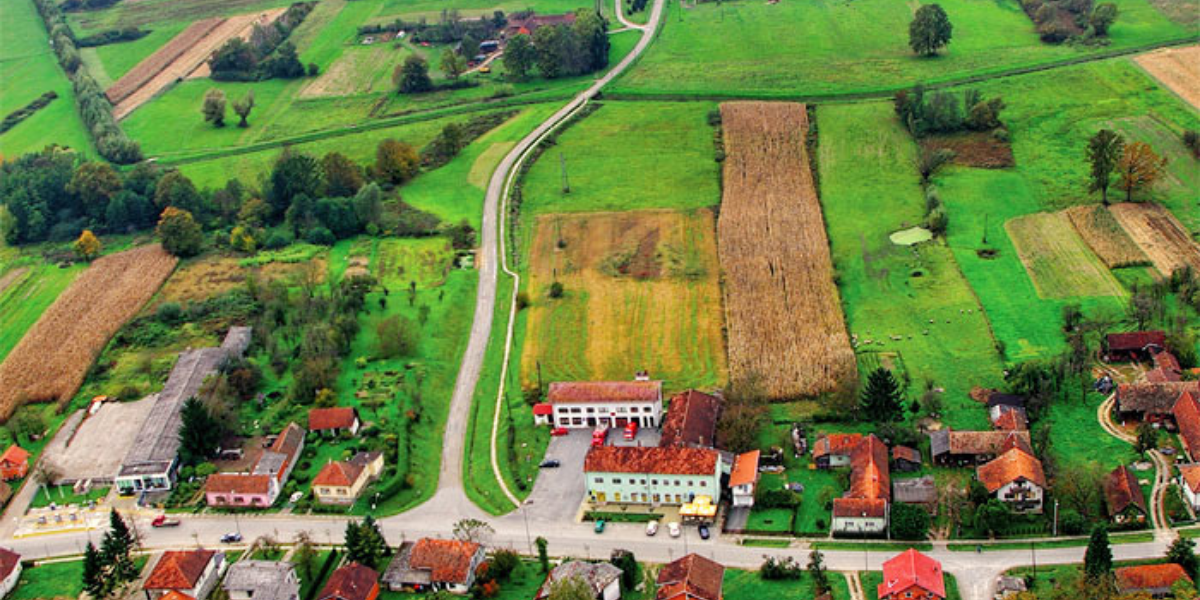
[157,253,328,303]
[0,245,176,420]
[1135,44,1200,110]
[1109,202,1200,276]
[81,21,189,85]
[718,102,855,399]
[301,42,412,98]
[1005,211,1126,299]
[376,237,455,290]
[1063,205,1149,268]
[0,262,82,363]
[521,209,727,392]
[613,0,1193,97]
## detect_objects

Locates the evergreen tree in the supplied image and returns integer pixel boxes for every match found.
[536,536,549,573]
[1167,536,1198,579]
[1084,524,1113,580]
[859,367,904,421]
[807,549,829,594]
[345,517,388,568]
[610,549,637,590]
[82,541,106,598]
[178,397,219,465]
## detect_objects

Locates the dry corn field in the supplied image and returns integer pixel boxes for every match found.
[1063,205,1149,268]
[717,102,857,399]
[0,245,177,420]
[1110,202,1200,276]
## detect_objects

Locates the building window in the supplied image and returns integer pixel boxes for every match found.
[586,407,595,413]
[572,418,583,426]
[700,481,707,487]
[674,480,681,486]
[570,408,582,414]
[594,477,604,484]
[651,479,658,485]
[630,407,639,413]
[613,478,622,484]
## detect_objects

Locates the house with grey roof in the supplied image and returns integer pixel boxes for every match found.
[223,560,300,600]
[535,561,621,600]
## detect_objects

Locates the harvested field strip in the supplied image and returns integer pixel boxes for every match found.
[718,102,856,399]
[0,245,177,420]
[1135,44,1200,110]
[111,9,286,120]
[1005,212,1126,299]
[188,10,287,80]
[105,17,224,105]
[1110,202,1200,276]
[1064,205,1149,268]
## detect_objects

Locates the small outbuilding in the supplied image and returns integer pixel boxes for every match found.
[535,561,621,600]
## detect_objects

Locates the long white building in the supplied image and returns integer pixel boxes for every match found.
[534,380,663,429]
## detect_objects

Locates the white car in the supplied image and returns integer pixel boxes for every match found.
[645,521,659,536]
[667,522,681,538]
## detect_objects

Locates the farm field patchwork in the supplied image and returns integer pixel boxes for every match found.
[1063,204,1149,268]
[1005,211,1126,299]
[1109,201,1200,276]
[1135,44,1200,110]
[66,0,294,34]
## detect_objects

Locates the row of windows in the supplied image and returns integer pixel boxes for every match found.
[558,405,653,414]
[593,477,708,487]
[607,492,688,503]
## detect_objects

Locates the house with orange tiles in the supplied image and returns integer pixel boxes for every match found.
[1104,465,1148,525]
[308,407,361,437]
[812,433,862,469]
[382,538,486,594]
[313,451,385,505]
[0,445,29,481]
[1115,563,1192,598]
[584,446,722,506]
[1174,391,1200,461]
[143,549,226,600]
[975,443,1046,514]
[832,434,890,536]
[318,562,379,600]
[1177,463,1200,513]
[203,422,305,508]
[659,390,722,449]
[0,548,21,599]
[730,450,760,508]
[877,549,945,600]
[656,554,724,600]
[534,380,663,430]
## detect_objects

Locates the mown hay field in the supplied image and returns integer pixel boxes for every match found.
[1110,202,1200,276]
[104,17,223,105]
[1063,205,1149,268]
[1135,44,1200,111]
[718,102,855,399]
[521,209,727,392]
[0,245,177,420]
[1006,212,1127,299]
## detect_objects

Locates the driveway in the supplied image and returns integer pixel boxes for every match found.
[522,431,591,524]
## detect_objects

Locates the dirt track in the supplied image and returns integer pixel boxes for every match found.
[1135,45,1200,111]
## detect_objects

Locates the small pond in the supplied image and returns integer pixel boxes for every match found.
[889,226,933,246]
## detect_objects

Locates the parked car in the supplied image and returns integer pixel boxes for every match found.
[151,515,180,528]
[551,427,569,437]
[478,66,492,74]
[221,532,243,544]
[698,524,711,540]
[667,522,681,538]
[594,520,606,534]
[539,459,561,468]
[645,521,659,536]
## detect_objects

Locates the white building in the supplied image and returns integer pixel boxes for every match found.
[730,450,760,508]
[0,548,21,599]
[536,381,663,429]
[584,446,721,505]
[1179,464,1200,512]
[976,447,1046,514]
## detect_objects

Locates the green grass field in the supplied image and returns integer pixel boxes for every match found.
[80,21,189,86]
[0,261,83,363]
[614,0,1195,97]
[723,568,851,600]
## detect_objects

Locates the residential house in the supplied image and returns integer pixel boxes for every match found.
[991,406,1028,431]
[1105,331,1167,362]
[986,394,1025,422]
[729,450,760,508]
[1175,391,1200,462]
[0,445,29,481]
[223,560,300,600]
[656,554,724,600]
[308,407,361,437]
[536,380,663,430]
[893,476,937,513]
[877,549,945,600]
[382,538,485,594]
[535,561,621,600]
[318,563,379,600]
[313,451,385,505]
[832,435,890,536]
[205,422,305,507]
[976,446,1046,514]
[929,430,1031,467]
[659,390,721,448]
[1178,463,1200,512]
[892,446,921,472]
[1115,564,1192,598]
[812,433,862,469]
[1114,382,1200,424]
[1146,349,1184,383]
[1105,465,1148,525]
[143,549,226,600]
[0,548,21,599]
[503,12,578,38]
[584,446,721,505]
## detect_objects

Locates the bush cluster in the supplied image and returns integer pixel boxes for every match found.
[209,2,315,81]
[894,85,1006,138]
[0,91,57,134]
[419,111,516,168]
[76,27,149,47]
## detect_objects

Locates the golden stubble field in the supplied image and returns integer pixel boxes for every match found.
[521,209,728,392]
[1110,202,1200,276]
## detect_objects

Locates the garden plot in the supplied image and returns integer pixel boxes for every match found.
[1110,202,1200,276]
[1135,44,1200,110]
[1005,211,1125,299]
[1063,205,1149,268]
[522,209,726,391]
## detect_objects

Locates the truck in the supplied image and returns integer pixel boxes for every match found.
[623,421,639,441]
[591,425,609,448]
[151,515,180,528]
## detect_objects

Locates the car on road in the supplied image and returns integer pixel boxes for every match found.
[539,459,561,468]
[151,515,180,528]
[594,520,606,534]
[667,522,681,538]
[645,521,659,536]
[220,532,243,544]
[698,524,711,540]
[551,427,569,437]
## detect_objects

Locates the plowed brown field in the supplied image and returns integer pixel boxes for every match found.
[1110,202,1200,276]
[718,101,856,399]
[1135,45,1200,111]
[106,17,224,105]
[0,245,177,420]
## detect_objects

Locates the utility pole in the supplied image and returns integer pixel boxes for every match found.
[559,153,570,194]
[982,213,989,245]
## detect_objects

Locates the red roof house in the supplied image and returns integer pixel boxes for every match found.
[832,435,891,533]
[1104,465,1148,523]
[1175,391,1200,461]
[308,407,361,436]
[382,539,486,593]
[319,562,380,600]
[656,554,724,600]
[584,446,720,476]
[976,447,1046,513]
[1106,331,1167,361]
[144,549,224,600]
[0,547,21,599]
[546,381,662,404]
[813,433,863,468]
[659,390,722,448]
[878,549,945,600]
[1116,563,1192,596]
[0,445,29,481]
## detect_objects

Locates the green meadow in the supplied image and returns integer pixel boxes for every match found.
[0,260,83,363]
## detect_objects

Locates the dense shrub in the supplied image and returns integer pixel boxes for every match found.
[0,92,58,134]
[76,27,149,47]
[209,3,315,81]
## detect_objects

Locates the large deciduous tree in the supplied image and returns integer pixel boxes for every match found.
[67,162,121,221]
[232,91,255,128]
[268,149,322,215]
[440,48,466,79]
[156,207,203,257]
[1090,2,1118,35]
[909,4,953,56]
[503,34,536,80]
[374,139,420,185]
[202,89,227,127]
[1116,141,1167,202]
[1086,129,1124,205]
[73,229,102,261]
[395,55,433,94]
[322,152,364,197]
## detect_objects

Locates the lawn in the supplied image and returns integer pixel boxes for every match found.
[722,568,852,600]
[1004,211,1126,299]
[0,0,94,158]
[746,507,795,534]
[28,484,110,509]
[11,555,149,600]
[613,0,1195,98]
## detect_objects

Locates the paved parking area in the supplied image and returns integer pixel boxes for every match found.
[523,431,591,524]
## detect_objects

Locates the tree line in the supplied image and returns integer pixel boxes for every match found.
[208,2,317,81]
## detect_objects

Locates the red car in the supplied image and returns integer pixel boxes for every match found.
[551,427,569,437]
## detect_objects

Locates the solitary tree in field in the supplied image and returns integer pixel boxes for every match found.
[156,207,204,257]
[859,367,904,422]
[73,229,102,261]
[1090,2,1118,36]
[440,48,466,79]
[504,34,536,80]
[1116,141,1167,202]
[202,89,227,127]
[1086,129,1124,205]
[909,4,953,56]
[1084,524,1113,581]
[232,90,255,128]
[395,55,433,94]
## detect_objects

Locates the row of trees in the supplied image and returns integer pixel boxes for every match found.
[30,0,142,163]
[1019,0,1118,43]
[202,89,256,128]
[1085,129,1167,204]
[208,3,316,80]
[503,13,610,81]
[894,85,1007,137]
[360,9,508,45]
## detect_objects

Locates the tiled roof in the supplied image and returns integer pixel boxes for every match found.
[893,476,937,504]
[729,450,760,487]
[533,403,553,416]
[223,560,298,600]
[1116,563,1191,591]
[847,435,890,502]
[584,446,719,476]
[812,433,862,459]
[930,430,1031,457]
[265,422,305,476]
[0,547,19,581]
[1104,465,1148,517]
[832,497,887,518]
[656,554,724,600]
[986,393,1025,409]
[892,446,921,464]
[144,549,217,590]
[313,460,364,488]
[1117,382,1199,414]
[546,381,662,404]
[160,592,196,600]
[976,447,1046,493]
[1107,331,1167,352]
[992,408,1028,431]
[318,563,378,600]
[308,407,358,431]
[879,549,945,599]
[204,473,272,495]
[408,539,482,585]
[659,390,721,448]
[0,445,29,465]
[1179,463,1200,493]
[1175,391,1200,459]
